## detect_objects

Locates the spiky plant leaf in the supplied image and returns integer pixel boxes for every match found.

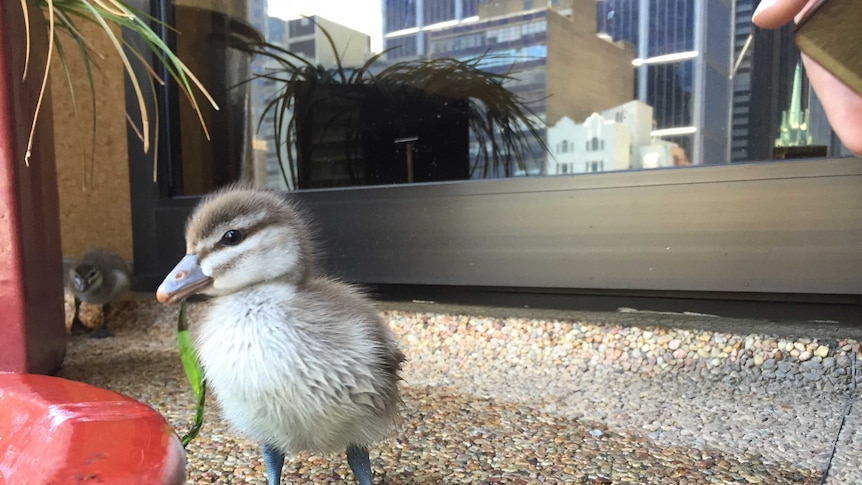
[21,0,219,180]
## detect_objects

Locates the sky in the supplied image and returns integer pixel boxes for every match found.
[268,0,384,53]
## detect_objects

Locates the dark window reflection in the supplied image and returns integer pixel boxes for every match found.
[646,61,693,129]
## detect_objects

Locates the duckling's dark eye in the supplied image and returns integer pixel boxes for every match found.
[220,229,244,246]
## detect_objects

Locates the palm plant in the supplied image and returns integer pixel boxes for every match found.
[228,19,548,188]
[21,0,218,180]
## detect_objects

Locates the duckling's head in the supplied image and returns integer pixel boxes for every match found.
[71,264,102,293]
[156,185,315,304]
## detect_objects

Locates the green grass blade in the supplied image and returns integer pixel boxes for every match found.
[177,301,206,448]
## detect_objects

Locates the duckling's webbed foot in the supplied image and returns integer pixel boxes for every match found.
[262,443,285,485]
[346,444,373,485]
[89,324,113,339]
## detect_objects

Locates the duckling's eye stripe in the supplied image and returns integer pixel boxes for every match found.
[196,221,275,261]
[203,208,267,238]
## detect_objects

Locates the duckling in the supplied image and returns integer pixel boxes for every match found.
[155,185,405,485]
[68,248,132,338]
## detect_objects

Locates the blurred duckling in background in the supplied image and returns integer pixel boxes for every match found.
[67,248,132,338]
[156,184,405,485]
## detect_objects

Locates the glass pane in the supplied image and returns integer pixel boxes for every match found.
[164,0,854,194]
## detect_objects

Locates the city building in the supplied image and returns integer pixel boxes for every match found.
[547,114,631,174]
[275,16,372,67]
[730,0,754,162]
[546,100,684,175]
[424,0,635,176]
[595,0,735,165]
[382,0,481,59]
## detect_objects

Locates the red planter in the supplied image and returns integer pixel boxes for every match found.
[0,373,186,485]
[0,0,70,373]
[0,4,186,483]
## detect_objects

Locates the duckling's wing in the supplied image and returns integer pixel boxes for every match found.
[298,278,405,412]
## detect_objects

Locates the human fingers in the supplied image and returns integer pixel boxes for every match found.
[801,53,862,155]
[752,0,812,28]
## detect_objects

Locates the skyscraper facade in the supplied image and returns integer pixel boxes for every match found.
[595,0,734,165]
[383,0,481,59]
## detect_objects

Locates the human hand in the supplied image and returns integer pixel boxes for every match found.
[753,0,862,155]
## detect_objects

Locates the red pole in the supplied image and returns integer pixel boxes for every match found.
[0,0,69,374]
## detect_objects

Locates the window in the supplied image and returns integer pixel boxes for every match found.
[150,0,853,193]
[125,0,861,306]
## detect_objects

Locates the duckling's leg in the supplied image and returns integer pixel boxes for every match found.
[346,444,373,485]
[89,303,114,339]
[70,297,91,336]
[262,443,285,485]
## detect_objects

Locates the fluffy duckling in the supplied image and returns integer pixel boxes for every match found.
[156,185,405,485]
[68,248,132,338]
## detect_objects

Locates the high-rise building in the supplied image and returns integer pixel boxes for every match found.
[424,0,634,176]
[595,0,734,165]
[383,0,481,59]
[730,0,754,162]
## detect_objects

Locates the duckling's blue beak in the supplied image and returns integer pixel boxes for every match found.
[156,254,213,304]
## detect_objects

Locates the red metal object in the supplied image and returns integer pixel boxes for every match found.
[0,4,186,482]
[0,373,186,485]
[0,0,70,373]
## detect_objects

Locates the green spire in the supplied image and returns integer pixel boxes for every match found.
[775,61,813,147]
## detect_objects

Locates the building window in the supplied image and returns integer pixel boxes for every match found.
[385,0,417,32]
[561,140,568,153]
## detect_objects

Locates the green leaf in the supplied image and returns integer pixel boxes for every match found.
[177,300,206,448]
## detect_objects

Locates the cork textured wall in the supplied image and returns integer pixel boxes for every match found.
[50,21,133,262]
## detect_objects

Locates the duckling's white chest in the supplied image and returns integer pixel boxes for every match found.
[191,285,376,453]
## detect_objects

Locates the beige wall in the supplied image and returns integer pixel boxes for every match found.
[545,2,635,126]
[51,21,133,262]
[315,16,371,68]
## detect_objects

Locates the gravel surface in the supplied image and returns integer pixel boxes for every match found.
[58,293,860,484]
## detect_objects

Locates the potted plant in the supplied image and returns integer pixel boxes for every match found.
[229,19,549,190]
